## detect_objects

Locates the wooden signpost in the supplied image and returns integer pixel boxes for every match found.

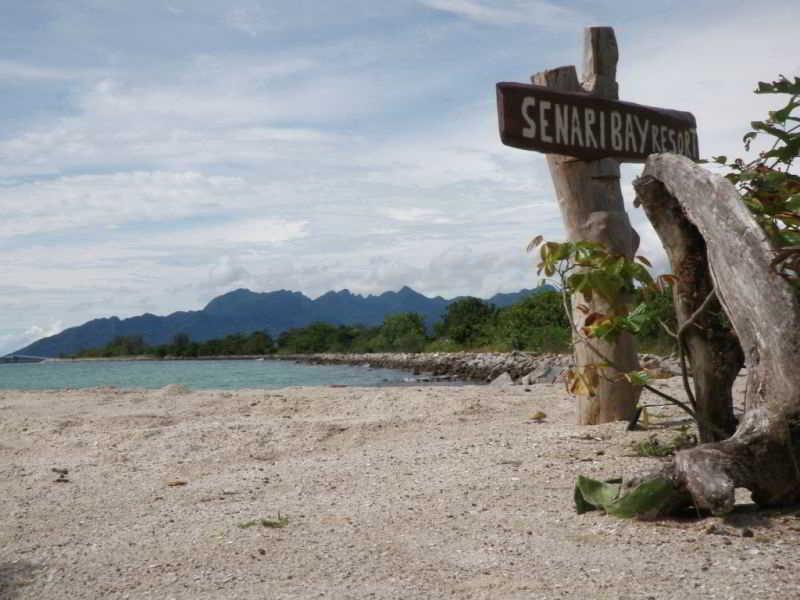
[497,27,699,425]
[497,83,699,162]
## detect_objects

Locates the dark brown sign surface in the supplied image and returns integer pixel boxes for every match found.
[497,82,698,162]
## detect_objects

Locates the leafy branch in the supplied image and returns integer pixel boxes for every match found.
[712,76,800,293]
[527,238,728,437]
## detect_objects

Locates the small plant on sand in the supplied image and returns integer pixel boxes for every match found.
[633,428,697,458]
[237,514,289,529]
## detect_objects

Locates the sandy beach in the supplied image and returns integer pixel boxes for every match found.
[2,378,799,599]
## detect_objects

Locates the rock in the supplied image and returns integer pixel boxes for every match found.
[276,352,574,385]
[489,372,514,386]
[544,366,566,384]
[659,359,682,376]
[520,368,541,385]
[522,366,565,384]
[528,411,547,422]
[641,355,661,369]
[647,366,676,379]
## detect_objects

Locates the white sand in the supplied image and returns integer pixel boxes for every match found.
[1,379,798,599]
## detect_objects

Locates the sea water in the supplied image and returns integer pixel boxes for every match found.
[0,359,413,391]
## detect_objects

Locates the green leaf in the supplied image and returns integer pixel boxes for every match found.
[629,263,655,287]
[755,76,800,96]
[618,303,651,334]
[750,121,797,144]
[770,100,800,124]
[623,370,651,386]
[587,271,621,303]
[780,230,800,245]
[574,476,621,514]
[603,478,675,519]
[785,194,800,211]
[574,475,676,519]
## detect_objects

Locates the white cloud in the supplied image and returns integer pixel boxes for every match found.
[0,60,384,178]
[248,244,540,300]
[0,322,63,356]
[0,60,93,82]
[225,5,266,37]
[378,207,457,224]
[207,256,251,288]
[0,171,252,237]
[620,4,800,161]
[417,0,582,28]
[165,218,309,247]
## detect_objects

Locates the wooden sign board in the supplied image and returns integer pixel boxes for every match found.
[497,82,698,162]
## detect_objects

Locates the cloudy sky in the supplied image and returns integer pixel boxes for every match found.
[1,0,798,354]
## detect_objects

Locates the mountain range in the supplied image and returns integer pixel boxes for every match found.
[12,286,547,358]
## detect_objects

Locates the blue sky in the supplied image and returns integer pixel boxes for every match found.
[1,0,798,354]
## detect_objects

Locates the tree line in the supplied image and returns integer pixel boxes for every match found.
[72,289,676,359]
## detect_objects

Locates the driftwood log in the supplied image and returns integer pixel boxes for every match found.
[635,176,744,442]
[533,27,641,425]
[635,154,800,514]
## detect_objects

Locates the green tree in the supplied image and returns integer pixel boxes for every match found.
[171,333,191,355]
[436,297,496,346]
[278,322,341,353]
[631,286,678,354]
[495,291,570,351]
[380,312,426,352]
[241,331,274,355]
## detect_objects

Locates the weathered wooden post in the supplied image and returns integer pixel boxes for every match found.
[496,26,699,425]
[534,28,639,424]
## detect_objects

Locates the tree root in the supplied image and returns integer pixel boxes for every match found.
[624,411,800,517]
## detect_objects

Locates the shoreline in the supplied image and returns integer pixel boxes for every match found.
[39,351,575,385]
[21,351,680,387]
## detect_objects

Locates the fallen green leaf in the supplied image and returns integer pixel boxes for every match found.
[574,475,675,519]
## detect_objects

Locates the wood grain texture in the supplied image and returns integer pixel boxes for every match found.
[532,28,640,425]
[640,153,800,513]
[634,175,743,442]
[582,26,618,99]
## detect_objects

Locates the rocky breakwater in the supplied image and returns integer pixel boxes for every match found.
[279,352,573,384]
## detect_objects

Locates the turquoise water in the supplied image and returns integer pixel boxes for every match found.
[0,359,414,391]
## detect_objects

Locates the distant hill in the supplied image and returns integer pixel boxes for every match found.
[13,285,551,357]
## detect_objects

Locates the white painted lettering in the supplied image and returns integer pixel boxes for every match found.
[554,104,569,144]
[611,111,623,151]
[668,129,677,152]
[584,108,598,149]
[624,115,636,153]
[660,126,670,152]
[521,97,537,139]
[539,100,553,143]
[570,106,584,147]
[651,125,661,152]
[634,116,649,154]
[599,111,606,148]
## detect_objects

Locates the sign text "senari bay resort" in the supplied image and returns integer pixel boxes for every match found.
[497,83,699,162]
